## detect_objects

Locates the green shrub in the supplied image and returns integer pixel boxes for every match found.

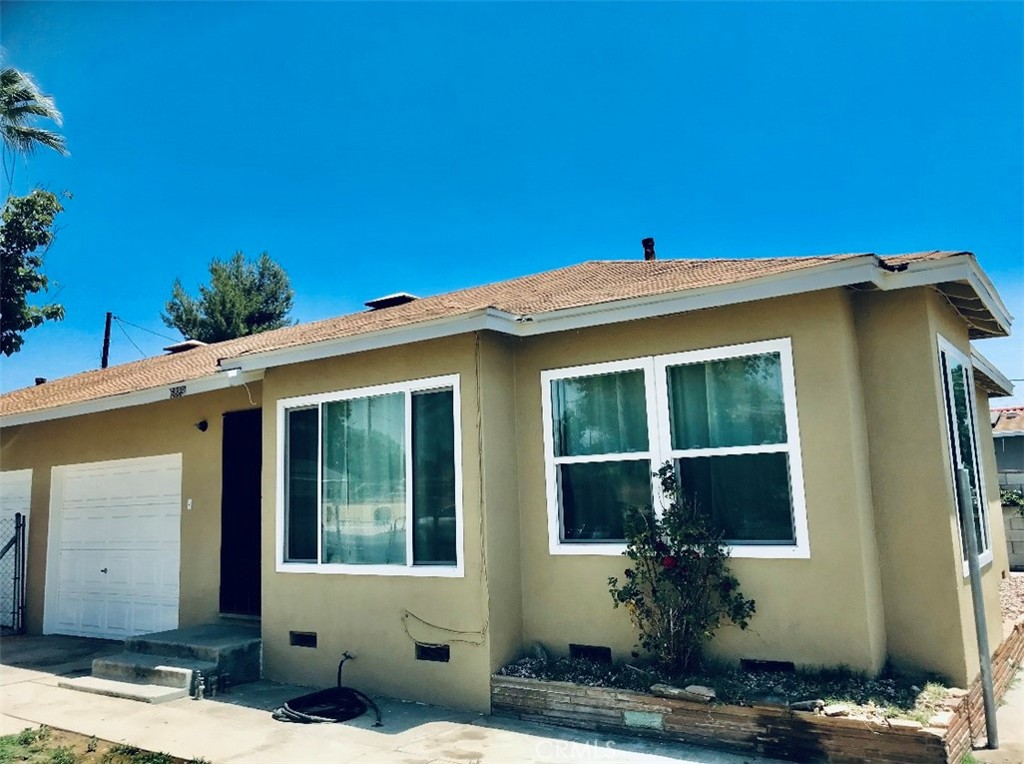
[608,463,755,674]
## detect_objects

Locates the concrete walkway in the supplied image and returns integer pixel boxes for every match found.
[0,635,780,764]
[973,666,1024,764]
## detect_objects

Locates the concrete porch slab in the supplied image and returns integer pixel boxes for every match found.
[57,675,188,704]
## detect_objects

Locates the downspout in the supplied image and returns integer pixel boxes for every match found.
[955,467,998,750]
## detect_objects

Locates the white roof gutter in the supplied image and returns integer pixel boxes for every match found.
[0,369,264,428]
[971,346,1015,398]
[223,255,885,372]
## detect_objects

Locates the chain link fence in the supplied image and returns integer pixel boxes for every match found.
[0,513,26,634]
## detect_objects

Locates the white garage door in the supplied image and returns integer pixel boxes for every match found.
[45,454,182,639]
[0,469,32,630]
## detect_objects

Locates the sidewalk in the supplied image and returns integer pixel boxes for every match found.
[973,666,1024,764]
[0,636,781,764]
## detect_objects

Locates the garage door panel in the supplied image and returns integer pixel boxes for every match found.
[47,455,181,639]
[105,600,131,636]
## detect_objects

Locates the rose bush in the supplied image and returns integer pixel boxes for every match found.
[608,463,756,674]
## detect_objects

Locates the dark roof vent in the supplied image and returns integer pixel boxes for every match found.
[365,292,419,311]
[34,377,46,386]
[642,237,656,261]
[163,339,208,354]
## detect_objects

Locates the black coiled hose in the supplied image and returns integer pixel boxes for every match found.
[272,653,383,726]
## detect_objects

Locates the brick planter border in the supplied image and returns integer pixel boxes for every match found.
[492,621,1024,764]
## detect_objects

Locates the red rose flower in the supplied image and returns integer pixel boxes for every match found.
[662,555,678,569]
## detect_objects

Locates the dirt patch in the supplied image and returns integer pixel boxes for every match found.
[1000,572,1024,624]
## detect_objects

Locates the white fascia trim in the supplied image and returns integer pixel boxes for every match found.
[513,257,882,338]
[221,255,1011,374]
[0,369,264,428]
[226,309,506,373]
[872,256,1013,335]
[970,346,1015,398]
[225,257,884,372]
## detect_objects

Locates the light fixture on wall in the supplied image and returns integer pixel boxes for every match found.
[195,419,209,432]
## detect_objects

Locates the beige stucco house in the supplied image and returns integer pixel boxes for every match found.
[0,250,1014,712]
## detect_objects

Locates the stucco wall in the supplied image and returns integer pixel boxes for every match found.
[478,333,526,672]
[259,334,495,712]
[512,289,888,674]
[0,383,262,634]
[853,288,1005,687]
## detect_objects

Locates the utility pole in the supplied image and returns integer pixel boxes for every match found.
[101,312,112,369]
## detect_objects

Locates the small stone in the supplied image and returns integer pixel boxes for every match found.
[928,711,955,728]
[887,719,923,730]
[649,683,715,703]
[946,687,968,698]
[823,704,851,717]
[528,642,549,661]
[789,699,824,712]
[684,684,716,701]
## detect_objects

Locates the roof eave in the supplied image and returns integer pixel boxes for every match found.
[0,369,264,428]
[222,255,886,372]
[871,255,1013,338]
[971,346,1015,399]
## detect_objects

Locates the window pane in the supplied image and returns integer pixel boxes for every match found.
[668,353,787,449]
[558,460,651,541]
[412,389,457,564]
[944,355,988,554]
[285,408,318,561]
[676,453,795,543]
[322,393,406,564]
[552,371,649,456]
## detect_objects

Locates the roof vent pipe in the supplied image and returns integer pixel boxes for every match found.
[642,237,656,261]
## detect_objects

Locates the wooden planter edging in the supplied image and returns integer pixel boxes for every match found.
[491,621,1024,764]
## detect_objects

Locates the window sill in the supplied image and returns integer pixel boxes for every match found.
[276,561,464,578]
[548,541,810,559]
[961,550,994,579]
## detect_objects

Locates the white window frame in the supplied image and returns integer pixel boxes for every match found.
[276,374,464,577]
[936,336,993,574]
[541,338,810,559]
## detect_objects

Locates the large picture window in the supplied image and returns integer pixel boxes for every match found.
[937,338,992,568]
[541,339,808,558]
[278,375,462,576]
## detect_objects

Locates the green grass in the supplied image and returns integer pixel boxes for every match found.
[0,728,197,764]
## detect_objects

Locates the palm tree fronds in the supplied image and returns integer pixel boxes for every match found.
[0,67,67,158]
[1,124,68,156]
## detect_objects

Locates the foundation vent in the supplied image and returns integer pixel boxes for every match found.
[569,644,612,664]
[289,631,318,648]
[415,644,450,662]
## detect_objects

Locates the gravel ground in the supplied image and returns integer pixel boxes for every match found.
[1000,572,1024,623]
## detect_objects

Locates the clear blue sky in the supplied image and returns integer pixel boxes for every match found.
[2,1,1022,403]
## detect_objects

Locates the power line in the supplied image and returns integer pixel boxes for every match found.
[114,319,147,359]
[112,315,177,343]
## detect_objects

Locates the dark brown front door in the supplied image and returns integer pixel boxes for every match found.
[220,408,262,616]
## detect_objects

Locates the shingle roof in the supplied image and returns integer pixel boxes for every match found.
[0,251,977,419]
[994,407,1024,435]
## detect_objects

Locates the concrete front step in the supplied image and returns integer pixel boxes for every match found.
[57,675,189,704]
[92,652,218,689]
[125,623,261,685]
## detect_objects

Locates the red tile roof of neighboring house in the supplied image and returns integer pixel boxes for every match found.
[0,251,1001,420]
[993,407,1024,435]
